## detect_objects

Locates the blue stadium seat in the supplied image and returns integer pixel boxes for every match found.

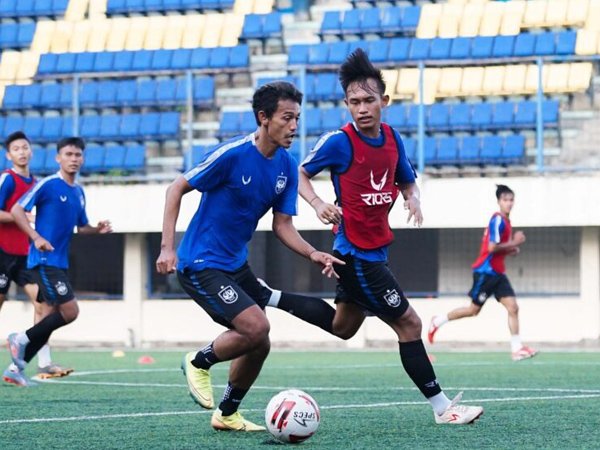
[75,52,95,72]
[172,48,192,70]
[41,116,63,141]
[44,148,59,174]
[21,84,42,108]
[308,43,329,65]
[542,99,559,127]
[458,136,481,164]
[314,73,338,102]
[97,81,119,107]
[23,117,44,141]
[38,54,58,75]
[480,135,503,163]
[2,85,23,109]
[427,103,449,130]
[139,113,161,139]
[341,9,362,35]
[368,39,389,63]
[104,146,126,170]
[94,52,115,72]
[59,83,73,108]
[82,145,105,173]
[429,38,451,60]
[402,137,416,161]
[229,45,249,68]
[16,1,35,17]
[132,50,153,71]
[264,12,282,37]
[53,0,69,14]
[145,0,163,12]
[388,37,410,62]
[99,114,121,140]
[513,33,535,57]
[56,53,76,73]
[385,103,407,130]
[79,81,99,108]
[152,49,173,71]
[380,6,402,34]
[80,115,101,139]
[34,0,53,16]
[502,134,526,164]
[239,111,256,134]
[471,36,494,59]
[303,73,317,101]
[187,145,211,168]
[556,30,576,55]
[40,83,62,109]
[305,108,321,135]
[17,22,35,47]
[534,31,556,56]
[361,8,381,34]
[161,0,181,10]
[401,6,421,31]
[471,102,493,130]
[116,80,137,105]
[408,38,430,60]
[0,23,18,48]
[113,51,134,72]
[219,111,241,137]
[126,0,144,13]
[0,1,15,17]
[209,47,229,69]
[449,103,471,131]
[450,37,470,60]
[190,48,210,69]
[320,10,341,35]
[288,44,309,65]
[136,79,157,106]
[437,136,459,165]
[345,39,366,55]
[242,14,264,39]
[156,78,177,106]
[328,41,350,65]
[124,144,145,171]
[194,76,215,105]
[62,116,74,136]
[30,148,46,173]
[514,100,536,128]
[492,101,515,129]
[424,137,437,164]
[321,107,345,130]
[406,104,420,130]
[119,113,141,139]
[492,35,515,58]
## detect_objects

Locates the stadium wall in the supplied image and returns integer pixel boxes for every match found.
[0,175,599,347]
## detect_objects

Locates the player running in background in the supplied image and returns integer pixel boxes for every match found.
[428,184,537,361]
[5,137,112,386]
[156,81,344,432]
[266,49,483,424]
[1,132,72,386]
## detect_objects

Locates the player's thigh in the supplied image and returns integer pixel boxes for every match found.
[494,275,516,301]
[232,263,269,309]
[332,301,366,337]
[31,265,75,306]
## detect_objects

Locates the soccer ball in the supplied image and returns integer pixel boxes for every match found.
[265,389,320,444]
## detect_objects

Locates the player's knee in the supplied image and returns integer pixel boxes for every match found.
[400,308,422,334]
[332,324,356,340]
[506,302,519,316]
[244,321,270,346]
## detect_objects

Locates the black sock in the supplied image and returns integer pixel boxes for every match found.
[219,382,249,416]
[191,342,220,370]
[24,312,67,363]
[277,292,335,334]
[399,339,442,398]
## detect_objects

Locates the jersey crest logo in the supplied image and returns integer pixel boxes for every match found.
[0,274,8,288]
[370,170,388,191]
[59,195,67,202]
[218,285,238,304]
[55,281,68,296]
[242,175,252,185]
[275,175,287,194]
[478,292,488,303]
[383,289,401,307]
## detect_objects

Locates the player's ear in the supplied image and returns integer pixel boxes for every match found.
[381,94,390,107]
[257,110,269,126]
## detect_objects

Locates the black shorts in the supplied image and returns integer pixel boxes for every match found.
[333,251,410,319]
[468,272,516,306]
[177,262,270,329]
[30,265,75,305]
[0,248,35,295]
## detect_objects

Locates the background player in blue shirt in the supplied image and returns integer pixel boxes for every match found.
[7,137,112,383]
[156,81,343,432]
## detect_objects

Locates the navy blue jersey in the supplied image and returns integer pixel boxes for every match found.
[19,173,89,269]
[302,123,416,261]
[178,134,299,272]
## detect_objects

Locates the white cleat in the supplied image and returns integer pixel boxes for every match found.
[435,392,484,424]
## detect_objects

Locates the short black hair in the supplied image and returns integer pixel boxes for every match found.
[496,184,514,199]
[339,48,386,96]
[251,81,303,126]
[57,137,85,153]
[4,131,30,151]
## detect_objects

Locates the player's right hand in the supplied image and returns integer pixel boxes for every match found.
[314,202,342,225]
[156,248,177,274]
[33,236,54,252]
[513,231,526,244]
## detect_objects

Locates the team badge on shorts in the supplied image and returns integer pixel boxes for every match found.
[383,289,401,307]
[55,281,68,296]
[0,274,8,288]
[218,285,238,304]
[478,292,488,303]
[275,175,287,194]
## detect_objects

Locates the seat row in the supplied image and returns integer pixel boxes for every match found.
[106,0,235,14]
[0,112,180,143]
[320,6,421,36]
[0,0,68,18]
[37,46,250,76]
[2,77,215,110]
[240,12,283,40]
[0,22,36,49]
[289,31,579,67]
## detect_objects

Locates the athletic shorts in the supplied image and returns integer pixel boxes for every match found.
[332,251,410,319]
[177,262,270,329]
[468,272,516,306]
[30,265,75,305]
[0,248,34,295]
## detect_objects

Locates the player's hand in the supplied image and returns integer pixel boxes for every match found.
[309,250,345,279]
[156,248,178,274]
[314,201,342,225]
[513,231,526,244]
[97,220,113,234]
[33,236,54,252]
[508,247,520,256]
[404,196,423,227]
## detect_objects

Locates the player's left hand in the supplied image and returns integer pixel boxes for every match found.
[97,220,113,234]
[404,196,423,227]
[309,251,345,279]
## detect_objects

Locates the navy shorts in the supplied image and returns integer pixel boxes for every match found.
[468,272,516,306]
[0,248,34,295]
[177,263,270,329]
[30,265,75,305]
[333,251,410,319]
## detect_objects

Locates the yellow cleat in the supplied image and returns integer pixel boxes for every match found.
[181,352,214,409]
[211,410,266,432]
[36,364,74,379]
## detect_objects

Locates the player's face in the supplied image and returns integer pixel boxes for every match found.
[498,193,515,215]
[6,138,32,168]
[344,79,389,137]
[56,145,84,175]
[263,99,300,149]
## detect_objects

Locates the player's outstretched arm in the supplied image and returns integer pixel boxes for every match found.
[11,203,54,251]
[398,182,423,227]
[272,212,344,278]
[299,167,342,225]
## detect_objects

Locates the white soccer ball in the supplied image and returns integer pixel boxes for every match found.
[265,389,320,444]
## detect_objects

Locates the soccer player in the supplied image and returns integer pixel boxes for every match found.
[428,184,537,361]
[266,49,483,424]
[155,81,344,432]
[1,132,73,386]
[5,137,112,385]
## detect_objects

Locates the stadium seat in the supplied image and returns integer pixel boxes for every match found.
[243,13,264,38]
[288,44,309,65]
[41,116,63,141]
[480,135,503,163]
[544,64,570,93]
[482,66,505,96]
[151,49,174,70]
[220,13,244,47]
[416,3,440,39]
[471,36,494,59]
[263,12,282,37]
[23,117,44,141]
[388,38,410,62]
[3,116,24,137]
[534,31,556,56]
[21,84,42,109]
[116,79,137,105]
[427,103,449,130]
[341,9,362,35]
[123,144,145,171]
[113,51,135,72]
[82,145,105,173]
[492,35,515,58]
[437,4,460,38]
[125,17,149,51]
[471,102,493,130]
[62,116,74,137]
[567,62,593,92]
[402,6,421,32]
[97,81,119,107]
[406,104,420,130]
[156,78,177,106]
[201,13,224,48]
[385,103,407,130]
[209,47,229,69]
[59,83,73,108]
[94,52,115,72]
[136,79,156,105]
[492,101,515,129]
[30,148,47,174]
[144,16,167,50]
[459,3,483,37]
[514,100,536,128]
[80,81,99,107]
[514,33,536,57]
[381,69,398,99]
[69,21,91,53]
[461,67,484,96]
[556,31,577,55]
[87,19,111,52]
[503,64,527,95]
[163,15,186,50]
[119,113,142,139]
[479,1,503,37]
[408,38,430,60]
[567,0,590,27]
[305,108,321,135]
[239,111,256,134]
[308,43,329,65]
[328,41,350,65]
[523,0,548,28]
[132,50,153,71]
[49,20,74,53]
[437,67,462,98]
[81,115,101,138]
[458,135,481,164]
[0,23,18,49]
[500,0,525,35]
[219,111,241,137]
[190,47,210,69]
[437,136,459,165]
[44,148,59,174]
[139,113,161,139]
[182,15,205,49]
[429,38,451,60]
[106,18,129,51]
[104,146,126,170]
[424,137,437,164]
[229,45,249,68]
[314,73,338,102]
[402,137,416,161]
[30,20,55,53]
[542,99,560,126]
[449,102,471,131]
[194,76,215,105]
[2,85,23,109]
[449,37,470,60]
[395,68,419,101]
[56,53,76,74]
[380,6,402,34]
[367,39,388,63]
[502,134,526,164]
[75,52,96,72]
[361,8,381,34]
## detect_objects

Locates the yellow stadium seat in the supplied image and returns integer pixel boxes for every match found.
[0,51,21,84]
[544,64,570,93]
[382,69,398,100]
[220,13,244,47]
[575,29,599,55]
[201,13,225,48]
[461,66,484,96]
[234,0,254,15]
[417,68,440,104]
[436,67,463,98]
[524,63,547,94]
[567,62,593,92]
[163,15,186,50]
[503,64,527,95]
[253,0,273,14]
[65,0,88,21]
[30,20,56,54]
[182,15,205,49]
[482,65,505,96]
[438,3,462,38]
[15,51,39,81]
[479,2,503,36]
[522,0,548,28]
[545,0,568,27]
[125,17,149,51]
[459,3,484,37]
[416,4,441,39]
[500,0,525,35]
[585,0,600,30]
[69,21,92,53]
[566,0,589,27]
[49,20,74,53]
[87,19,111,52]
[105,17,129,51]
[395,68,420,100]
[144,16,167,50]
[88,0,107,19]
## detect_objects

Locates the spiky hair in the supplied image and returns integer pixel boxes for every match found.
[339,48,386,96]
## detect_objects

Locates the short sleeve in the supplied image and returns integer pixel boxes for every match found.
[301,131,352,176]
[77,187,89,227]
[392,130,417,184]
[0,173,15,210]
[184,145,231,192]
[488,215,504,244]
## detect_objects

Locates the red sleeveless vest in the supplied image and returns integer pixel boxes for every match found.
[338,123,400,250]
[0,169,35,255]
